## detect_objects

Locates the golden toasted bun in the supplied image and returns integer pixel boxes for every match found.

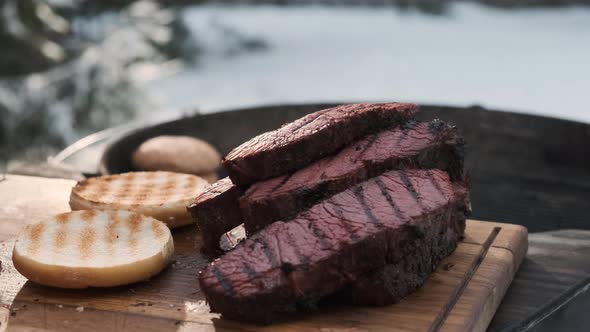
[12,210,174,288]
[70,172,208,228]
[132,136,221,175]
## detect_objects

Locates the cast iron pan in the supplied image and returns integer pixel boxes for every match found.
[100,103,590,233]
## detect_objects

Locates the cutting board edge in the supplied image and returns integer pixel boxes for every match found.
[443,221,528,332]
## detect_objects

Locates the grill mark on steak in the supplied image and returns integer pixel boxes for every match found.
[242,263,257,279]
[284,230,308,264]
[330,201,361,242]
[307,220,332,248]
[271,173,293,193]
[354,134,379,162]
[374,177,404,220]
[319,154,339,180]
[352,186,381,226]
[212,267,235,296]
[428,170,446,199]
[257,238,279,267]
[399,170,425,209]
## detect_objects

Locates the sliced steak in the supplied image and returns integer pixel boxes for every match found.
[241,120,465,234]
[188,177,244,256]
[222,103,417,185]
[199,169,469,324]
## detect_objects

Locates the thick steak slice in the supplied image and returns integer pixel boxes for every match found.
[199,170,469,324]
[241,120,465,234]
[222,103,417,185]
[188,178,244,256]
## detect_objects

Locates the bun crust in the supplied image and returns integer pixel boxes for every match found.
[132,136,221,175]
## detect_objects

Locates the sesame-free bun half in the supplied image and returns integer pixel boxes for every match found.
[12,210,174,289]
[70,171,209,228]
[132,135,221,182]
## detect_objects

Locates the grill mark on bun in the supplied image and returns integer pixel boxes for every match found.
[154,173,178,204]
[55,213,71,224]
[89,180,111,201]
[27,223,45,255]
[81,210,97,222]
[160,173,178,193]
[79,227,96,260]
[106,212,121,255]
[183,175,197,192]
[136,182,155,205]
[115,173,136,199]
[117,182,135,197]
[55,226,67,250]
[151,220,164,240]
[127,213,142,252]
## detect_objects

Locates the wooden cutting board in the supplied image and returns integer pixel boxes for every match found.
[0,176,528,332]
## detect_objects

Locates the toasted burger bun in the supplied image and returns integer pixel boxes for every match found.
[12,210,174,288]
[132,135,221,176]
[70,172,208,228]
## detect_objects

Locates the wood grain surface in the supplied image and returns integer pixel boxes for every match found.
[0,175,74,242]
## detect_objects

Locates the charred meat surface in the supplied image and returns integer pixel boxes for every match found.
[347,207,466,305]
[188,177,244,256]
[240,120,465,234]
[199,169,469,324]
[222,103,418,185]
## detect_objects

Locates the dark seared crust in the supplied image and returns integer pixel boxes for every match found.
[240,120,465,235]
[199,170,469,324]
[187,178,245,256]
[222,103,418,185]
[347,209,466,305]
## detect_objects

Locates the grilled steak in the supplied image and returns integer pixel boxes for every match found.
[199,169,469,324]
[241,120,465,234]
[188,178,244,256]
[222,103,417,185]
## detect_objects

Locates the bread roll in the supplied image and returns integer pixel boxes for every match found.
[12,210,174,288]
[70,172,208,228]
[132,136,221,176]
